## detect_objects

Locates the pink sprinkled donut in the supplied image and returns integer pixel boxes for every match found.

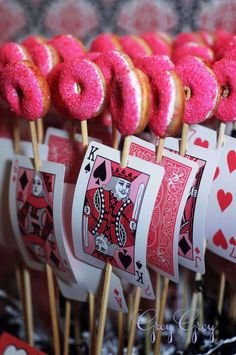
[90,32,122,52]
[110,64,150,136]
[22,36,60,77]
[0,42,31,73]
[174,32,203,48]
[141,32,172,56]
[213,29,233,60]
[197,30,215,48]
[135,56,184,137]
[133,55,175,76]
[47,63,73,119]
[172,42,214,64]
[49,34,86,61]
[0,60,50,120]
[175,55,220,124]
[119,35,152,59]
[58,58,106,120]
[93,50,135,94]
[213,58,236,122]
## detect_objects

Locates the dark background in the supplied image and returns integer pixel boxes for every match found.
[1,0,236,45]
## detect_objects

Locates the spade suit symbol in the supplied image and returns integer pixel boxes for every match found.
[85,163,91,173]
[93,161,107,184]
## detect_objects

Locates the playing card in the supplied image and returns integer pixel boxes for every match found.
[165,137,220,273]
[108,273,128,312]
[187,124,217,149]
[129,136,198,282]
[9,155,75,282]
[45,127,101,184]
[0,332,46,355]
[0,138,48,248]
[187,125,236,262]
[204,135,236,263]
[72,141,165,287]
[141,268,155,300]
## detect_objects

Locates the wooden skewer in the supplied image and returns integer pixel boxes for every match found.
[81,120,88,148]
[180,122,189,157]
[95,263,112,355]
[73,302,81,353]
[154,273,161,321]
[118,311,124,355]
[63,299,71,355]
[13,115,21,154]
[127,287,142,355]
[154,277,169,355]
[217,273,226,316]
[46,264,61,355]
[22,268,34,346]
[127,293,134,332]
[185,273,202,348]
[156,137,165,163]
[112,124,119,150]
[217,122,226,148]
[36,118,44,144]
[89,293,96,355]
[121,136,131,168]
[29,121,41,171]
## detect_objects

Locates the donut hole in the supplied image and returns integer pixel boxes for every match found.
[15,86,24,101]
[74,82,82,94]
[184,86,192,100]
[221,84,230,98]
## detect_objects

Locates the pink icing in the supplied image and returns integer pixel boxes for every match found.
[90,33,120,52]
[22,36,59,77]
[47,63,73,119]
[134,55,175,76]
[119,35,151,59]
[110,68,142,135]
[58,58,106,120]
[172,42,214,64]
[173,32,202,48]
[213,58,236,122]
[135,56,177,137]
[141,32,172,56]
[0,42,31,72]
[175,55,219,124]
[0,61,48,120]
[49,34,85,61]
[213,29,233,60]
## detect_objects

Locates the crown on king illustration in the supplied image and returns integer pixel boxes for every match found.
[111,163,138,182]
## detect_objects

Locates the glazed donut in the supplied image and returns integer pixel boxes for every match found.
[119,35,152,59]
[0,60,50,120]
[58,58,106,120]
[141,32,172,56]
[22,36,60,77]
[213,58,236,122]
[172,42,214,64]
[48,34,86,61]
[47,63,73,119]
[175,55,220,124]
[110,63,150,135]
[0,42,31,73]
[196,30,215,48]
[135,56,184,137]
[90,32,122,52]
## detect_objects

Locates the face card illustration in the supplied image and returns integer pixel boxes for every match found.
[129,136,198,282]
[72,141,164,287]
[9,155,75,282]
[45,127,101,184]
[165,137,220,273]
[0,332,46,354]
[0,138,48,248]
